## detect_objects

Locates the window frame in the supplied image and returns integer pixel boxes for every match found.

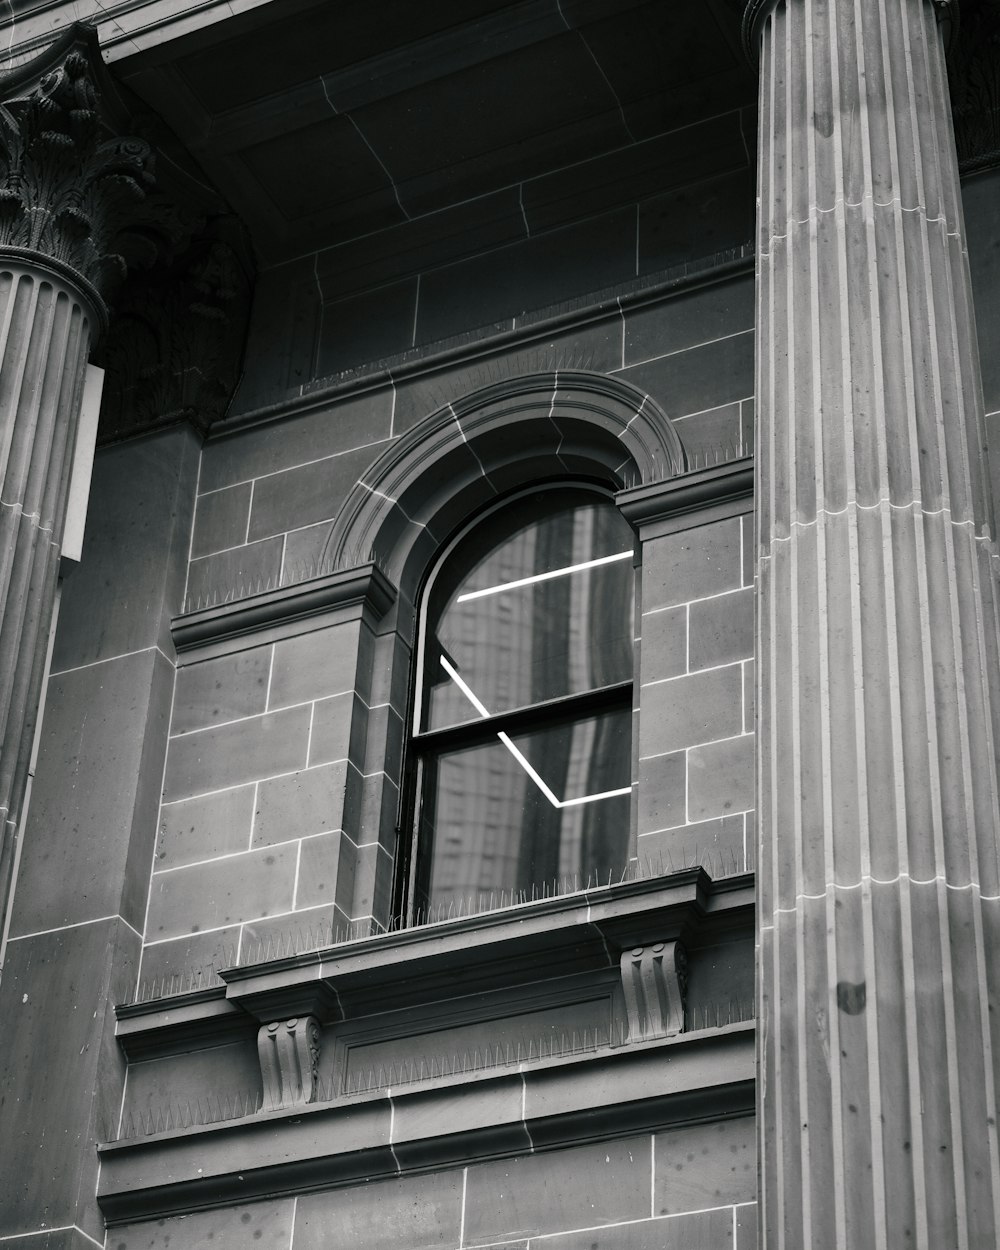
[398,480,639,923]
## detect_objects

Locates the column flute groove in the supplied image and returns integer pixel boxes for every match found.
[748,0,1000,1245]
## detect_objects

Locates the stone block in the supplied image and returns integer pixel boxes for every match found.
[136,927,238,989]
[316,277,418,375]
[416,207,636,345]
[350,841,392,922]
[52,426,198,670]
[158,784,255,869]
[737,1203,758,1249]
[654,1116,756,1214]
[253,762,349,846]
[281,519,335,584]
[190,481,252,558]
[531,1209,735,1249]
[640,665,743,755]
[146,843,297,941]
[625,273,754,366]
[295,830,352,911]
[640,605,687,684]
[201,387,394,492]
[308,692,359,767]
[185,536,284,612]
[638,814,745,873]
[464,1136,650,1245]
[241,905,341,960]
[689,587,753,673]
[637,750,686,835]
[642,517,742,612]
[620,328,754,422]
[686,931,755,1024]
[172,646,271,735]
[113,1200,295,1250]
[11,649,170,936]
[247,441,390,543]
[638,166,755,277]
[741,512,754,587]
[269,622,359,710]
[688,734,754,822]
[162,704,310,802]
[231,255,320,411]
[674,402,744,462]
[0,918,137,1239]
[294,1169,463,1250]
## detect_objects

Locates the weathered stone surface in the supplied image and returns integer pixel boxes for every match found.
[750,0,1000,1244]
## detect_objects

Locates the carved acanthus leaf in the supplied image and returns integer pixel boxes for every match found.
[0,43,157,302]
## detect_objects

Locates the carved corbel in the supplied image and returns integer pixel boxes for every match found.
[620,940,686,1040]
[257,1016,321,1110]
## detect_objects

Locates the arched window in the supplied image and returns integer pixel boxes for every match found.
[405,485,636,920]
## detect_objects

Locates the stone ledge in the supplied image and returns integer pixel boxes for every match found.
[97,1022,754,1224]
[170,562,396,659]
[616,456,753,537]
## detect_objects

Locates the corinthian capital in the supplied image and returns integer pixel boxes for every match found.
[0,24,158,312]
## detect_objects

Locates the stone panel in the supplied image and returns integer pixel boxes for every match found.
[0,918,137,1239]
[464,1136,650,1245]
[640,665,743,756]
[162,704,311,801]
[688,587,753,673]
[639,605,686,683]
[247,441,390,542]
[638,814,745,872]
[51,426,199,670]
[172,646,271,735]
[636,750,686,834]
[531,1209,738,1249]
[190,481,252,558]
[653,1116,756,1214]
[113,1200,295,1250]
[185,537,284,612]
[11,649,169,935]
[687,735,754,823]
[619,329,753,422]
[269,623,359,710]
[624,273,754,366]
[253,762,349,846]
[316,277,419,376]
[146,843,298,940]
[416,207,636,345]
[638,166,755,276]
[158,785,256,869]
[295,830,351,911]
[308,692,358,767]
[642,517,742,612]
[295,1169,463,1250]
[203,389,394,492]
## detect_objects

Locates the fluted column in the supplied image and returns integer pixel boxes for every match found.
[0,28,154,949]
[748,1,1000,1246]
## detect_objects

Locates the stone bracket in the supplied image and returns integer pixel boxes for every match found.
[620,940,686,1039]
[257,1016,321,1110]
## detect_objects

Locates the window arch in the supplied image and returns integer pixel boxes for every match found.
[406,484,636,919]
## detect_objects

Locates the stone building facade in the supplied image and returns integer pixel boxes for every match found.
[0,2,998,1248]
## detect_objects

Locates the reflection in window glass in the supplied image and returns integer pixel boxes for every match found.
[410,489,635,918]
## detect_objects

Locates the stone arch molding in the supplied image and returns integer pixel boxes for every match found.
[324,370,686,597]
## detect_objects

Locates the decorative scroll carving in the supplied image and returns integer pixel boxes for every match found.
[0,27,157,305]
[257,1016,321,1110]
[620,940,686,1040]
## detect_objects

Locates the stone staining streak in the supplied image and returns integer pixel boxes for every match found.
[257,1016,321,1110]
[751,0,1000,1247]
[620,940,686,1039]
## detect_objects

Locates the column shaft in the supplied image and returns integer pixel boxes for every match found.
[0,259,94,939]
[754,1,1000,1246]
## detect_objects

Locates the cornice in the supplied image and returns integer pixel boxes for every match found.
[170,562,397,657]
[617,455,754,534]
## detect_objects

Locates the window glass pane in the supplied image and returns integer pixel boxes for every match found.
[415,705,631,914]
[423,491,634,731]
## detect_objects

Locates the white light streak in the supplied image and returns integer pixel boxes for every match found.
[456,550,632,602]
[440,658,630,809]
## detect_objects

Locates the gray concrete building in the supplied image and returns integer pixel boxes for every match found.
[0,1,998,1246]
